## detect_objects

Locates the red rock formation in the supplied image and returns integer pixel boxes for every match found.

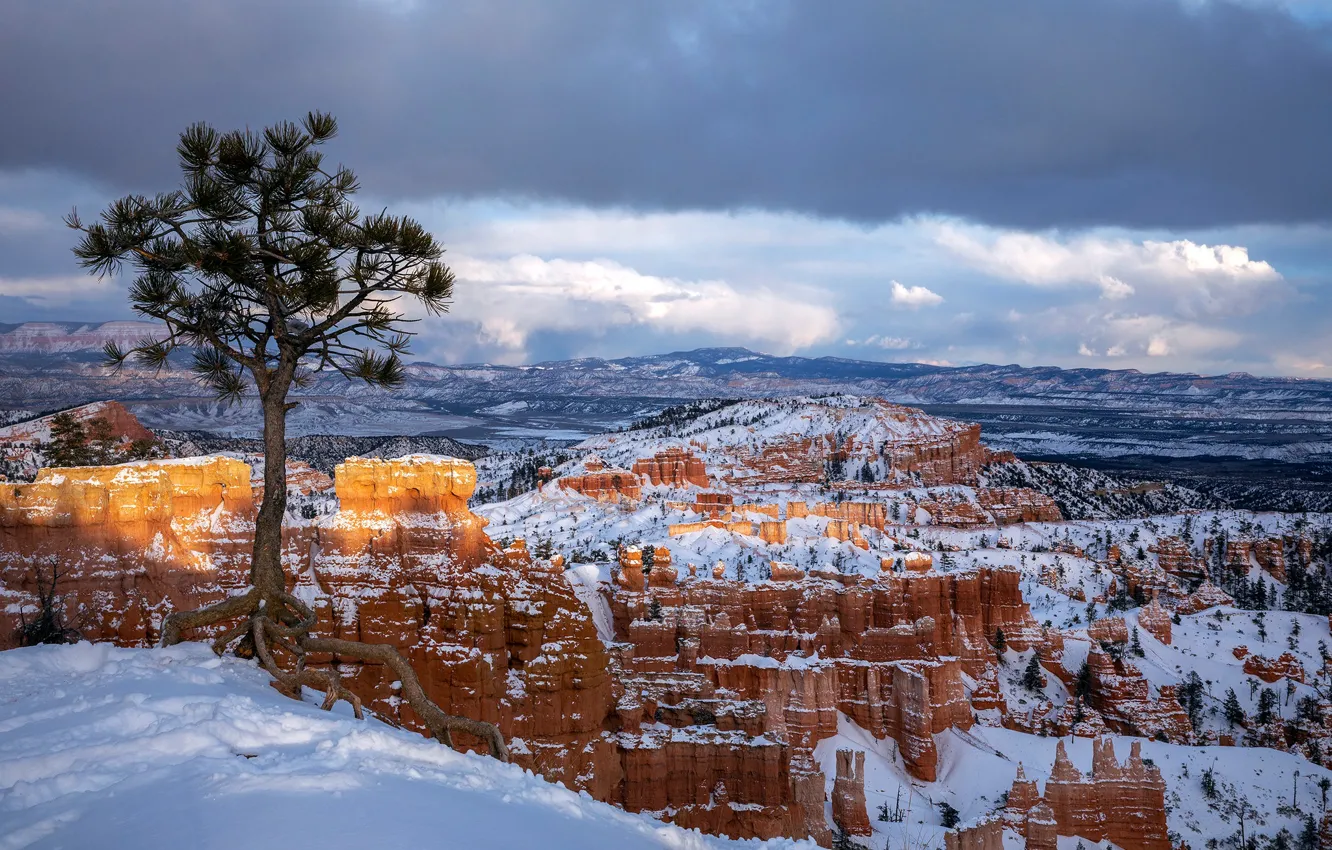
[1177,580,1234,614]
[885,420,985,486]
[831,749,872,837]
[0,448,1081,844]
[790,753,830,847]
[1025,801,1059,850]
[970,664,1008,718]
[2,455,619,808]
[812,500,887,531]
[1043,740,1104,841]
[1138,594,1172,645]
[1088,616,1129,644]
[557,464,642,501]
[903,551,933,573]
[944,816,1004,850]
[920,496,991,528]
[1244,651,1307,683]
[977,487,1062,524]
[1085,643,1190,741]
[607,565,1044,789]
[736,502,781,519]
[769,561,806,581]
[632,447,710,488]
[694,492,735,518]
[1004,763,1041,832]
[1254,538,1287,582]
[823,519,868,548]
[617,545,647,591]
[304,456,616,793]
[1148,537,1207,582]
[1098,739,1171,850]
[0,399,154,445]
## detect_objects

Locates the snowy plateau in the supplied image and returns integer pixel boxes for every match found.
[0,642,794,850]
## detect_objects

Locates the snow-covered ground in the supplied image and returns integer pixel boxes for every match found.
[0,643,809,850]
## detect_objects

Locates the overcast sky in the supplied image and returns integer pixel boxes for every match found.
[2,0,1331,376]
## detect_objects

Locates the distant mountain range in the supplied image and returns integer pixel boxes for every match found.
[1,321,1329,509]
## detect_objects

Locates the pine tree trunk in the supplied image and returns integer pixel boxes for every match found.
[251,374,290,600]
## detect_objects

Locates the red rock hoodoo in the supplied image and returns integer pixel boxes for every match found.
[631,447,709,488]
[1007,739,1169,850]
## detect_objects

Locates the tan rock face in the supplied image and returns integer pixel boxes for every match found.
[0,457,256,644]
[759,520,788,544]
[694,492,735,518]
[1024,801,1059,850]
[1087,616,1129,644]
[885,420,985,486]
[812,501,887,531]
[1254,538,1287,582]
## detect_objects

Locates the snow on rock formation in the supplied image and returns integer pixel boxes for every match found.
[4,396,1332,849]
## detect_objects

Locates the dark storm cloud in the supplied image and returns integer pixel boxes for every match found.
[4,0,1332,228]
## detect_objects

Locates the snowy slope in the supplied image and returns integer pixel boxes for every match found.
[574,396,967,473]
[0,643,808,850]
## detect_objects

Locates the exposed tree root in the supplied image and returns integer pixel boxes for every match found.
[160,590,507,762]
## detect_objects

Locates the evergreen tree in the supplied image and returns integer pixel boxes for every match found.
[86,416,119,465]
[993,626,1007,658]
[46,412,90,467]
[1130,627,1144,657]
[1180,672,1205,730]
[648,598,664,621]
[1201,766,1217,799]
[69,112,506,760]
[937,801,960,828]
[1075,660,1093,700]
[1299,815,1319,850]
[1022,653,1044,692]
[1225,687,1246,724]
[1257,688,1279,725]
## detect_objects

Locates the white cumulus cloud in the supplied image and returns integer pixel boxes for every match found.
[445,253,840,358]
[934,223,1282,316]
[889,280,943,308]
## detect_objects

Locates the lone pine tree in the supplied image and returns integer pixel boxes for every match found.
[67,112,506,760]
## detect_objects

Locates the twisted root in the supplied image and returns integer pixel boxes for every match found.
[159,591,507,762]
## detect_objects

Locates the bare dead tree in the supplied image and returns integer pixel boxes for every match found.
[16,558,82,646]
[67,112,506,760]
